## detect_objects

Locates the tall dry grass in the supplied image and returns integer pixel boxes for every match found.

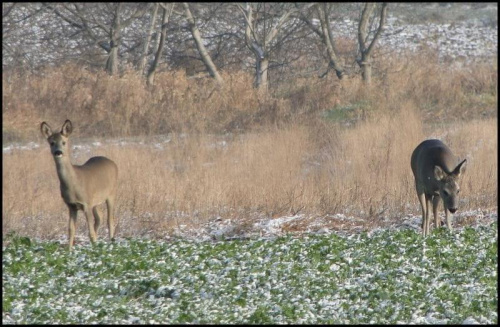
[2,53,497,239]
[2,52,497,142]
[3,113,496,239]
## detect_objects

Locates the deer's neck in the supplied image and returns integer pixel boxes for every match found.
[54,156,78,188]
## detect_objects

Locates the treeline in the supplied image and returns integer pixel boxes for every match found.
[3,3,389,88]
[2,3,497,141]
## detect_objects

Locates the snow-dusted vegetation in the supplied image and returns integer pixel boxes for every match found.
[2,3,497,324]
[3,223,497,324]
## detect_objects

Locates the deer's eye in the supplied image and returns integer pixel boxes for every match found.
[62,141,66,145]
[443,190,449,197]
[50,141,55,146]
[457,189,460,194]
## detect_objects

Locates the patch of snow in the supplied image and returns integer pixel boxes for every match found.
[253,215,303,236]
[462,317,480,325]
[3,142,40,153]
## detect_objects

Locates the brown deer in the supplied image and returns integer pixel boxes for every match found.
[41,120,118,250]
[411,139,466,236]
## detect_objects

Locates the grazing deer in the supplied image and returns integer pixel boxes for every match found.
[411,139,466,236]
[41,120,118,250]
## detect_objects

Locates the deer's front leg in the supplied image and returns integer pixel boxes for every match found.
[68,205,78,251]
[445,209,453,231]
[416,184,427,236]
[432,195,441,230]
[84,206,98,244]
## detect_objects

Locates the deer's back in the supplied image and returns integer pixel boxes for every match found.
[411,139,458,185]
[74,156,118,205]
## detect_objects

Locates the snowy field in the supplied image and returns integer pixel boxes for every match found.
[338,6,497,63]
[3,223,497,324]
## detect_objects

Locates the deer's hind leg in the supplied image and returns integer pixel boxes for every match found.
[92,206,102,235]
[106,197,116,241]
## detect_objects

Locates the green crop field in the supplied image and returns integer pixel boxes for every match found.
[2,224,497,324]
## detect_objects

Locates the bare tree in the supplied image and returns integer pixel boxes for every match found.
[357,2,388,85]
[138,3,159,74]
[4,2,390,88]
[2,2,16,18]
[297,3,346,80]
[2,3,47,70]
[182,2,224,85]
[147,3,174,86]
[42,3,149,75]
[238,3,299,90]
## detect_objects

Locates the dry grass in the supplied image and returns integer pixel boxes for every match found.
[3,113,496,239]
[2,53,497,239]
[3,53,497,142]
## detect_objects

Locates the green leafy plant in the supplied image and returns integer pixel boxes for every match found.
[2,224,497,324]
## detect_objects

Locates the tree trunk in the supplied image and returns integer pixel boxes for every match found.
[255,57,269,90]
[240,3,296,91]
[357,2,387,85]
[360,57,371,85]
[316,4,344,79]
[182,3,223,85]
[106,3,122,75]
[147,3,172,86]
[138,3,159,74]
[106,39,119,75]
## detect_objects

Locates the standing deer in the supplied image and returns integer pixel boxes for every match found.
[41,120,118,250]
[411,139,466,236]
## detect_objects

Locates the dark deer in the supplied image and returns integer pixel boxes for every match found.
[411,139,466,236]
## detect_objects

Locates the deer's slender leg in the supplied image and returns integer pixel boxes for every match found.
[68,206,78,250]
[416,183,427,236]
[445,209,453,231]
[432,195,441,230]
[106,197,116,240]
[425,194,432,236]
[84,206,98,243]
[93,206,101,235]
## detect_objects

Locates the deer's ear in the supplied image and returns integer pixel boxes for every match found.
[434,165,446,181]
[454,159,467,177]
[61,120,73,136]
[41,122,52,139]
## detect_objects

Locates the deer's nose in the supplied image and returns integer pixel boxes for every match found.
[54,150,63,157]
[449,208,457,214]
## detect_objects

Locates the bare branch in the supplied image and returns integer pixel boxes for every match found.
[182,2,223,84]
[236,3,259,48]
[138,3,159,73]
[358,2,375,54]
[264,6,297,45]
[296,3,323,38]
[147,3,174,85]
[42,3,84,30]
[122,3,150,27]
[365,3,387,57]
[3,3,16,18]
